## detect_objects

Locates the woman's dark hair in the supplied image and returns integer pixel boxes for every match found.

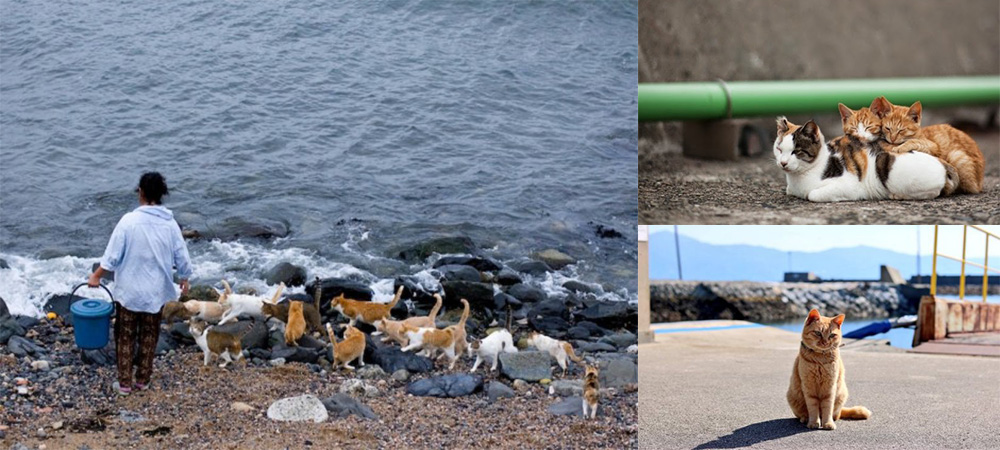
[137,172,169,204]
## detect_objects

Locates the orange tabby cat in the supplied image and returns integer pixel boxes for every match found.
[326,323,367,370]
[373,293,443,346]
[787,309,871,430]
[330,286,403,326]
[284,301,306,346]
[870,96,985,194]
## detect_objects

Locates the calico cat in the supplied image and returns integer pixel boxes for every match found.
[470,306,517,373]
[330,285,402,326]
[774,118,955,202]
[787,309,871,430]
[870,96,985,194]
[527,331,583,376]
[284,301,306,346]
[372,293,443,346]
[188,318,246,368]
[582,364,600,419]
[326,323,366,370]
[217,280,284,325]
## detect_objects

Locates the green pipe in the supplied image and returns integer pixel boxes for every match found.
[638,76,1000,121]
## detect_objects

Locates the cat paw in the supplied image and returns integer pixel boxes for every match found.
[822,422,836,430]
[798,417,807,424]
[807,421,821,429]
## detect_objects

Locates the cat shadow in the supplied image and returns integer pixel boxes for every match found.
[693,418,812,449]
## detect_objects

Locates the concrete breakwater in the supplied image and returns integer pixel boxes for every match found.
[650,281,918,323]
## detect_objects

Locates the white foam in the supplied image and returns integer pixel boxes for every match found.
[0,253,103,317]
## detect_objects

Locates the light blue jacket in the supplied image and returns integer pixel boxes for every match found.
[100,205,193,313]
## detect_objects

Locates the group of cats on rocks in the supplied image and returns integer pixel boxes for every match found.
[163,277,603,419]
[773,96,985,202]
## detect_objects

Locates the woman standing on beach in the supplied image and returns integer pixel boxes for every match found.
[88,172,192,396]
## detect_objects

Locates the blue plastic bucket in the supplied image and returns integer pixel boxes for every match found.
[69,283,115,350]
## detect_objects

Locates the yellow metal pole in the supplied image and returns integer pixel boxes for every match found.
[984,237,990,303]
[931,225,938,297]
[960,225,967,300]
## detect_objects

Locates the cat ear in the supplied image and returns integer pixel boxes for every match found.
[801,120,820,141]
[871,96,892,118]
[776,116,790,134]
[832,314,845,327]
[806,309,821,325]
[837,104,854,123]
[907,102,922,124]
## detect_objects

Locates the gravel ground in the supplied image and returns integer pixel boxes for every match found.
[639,130,1000,224]
[1,319,637,450]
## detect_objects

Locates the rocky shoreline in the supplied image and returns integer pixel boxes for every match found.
[0,245,638,449]
[651,280,921,323]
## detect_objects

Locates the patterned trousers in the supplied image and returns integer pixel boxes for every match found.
[114,303,162,387]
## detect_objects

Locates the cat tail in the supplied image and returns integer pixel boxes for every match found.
[313,277,322,312]
[219,280,233,304]
[505,305,512,331]
[563,342,583,363]
[268,283,285,305]
[939,160,960,197]
[326,323,338,349]
[428,294,443,320]
[458,299,470,327]
[388,286,404,309]
[839,406,872,420]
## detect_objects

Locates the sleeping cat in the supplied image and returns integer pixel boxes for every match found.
[527,331,583,377]
[285,301,306,346]
[470,306,517,373]
[787,309,871,429]
[870,96,985,194]
[373,293,443,346]
[330,285,402,326]
[217,280,284,325]
[188,318,246,368]
[326,323,366,370]
[582,364,600,419]
[774,118,955,202]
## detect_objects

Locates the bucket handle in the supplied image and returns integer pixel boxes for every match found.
[70,282,115,303]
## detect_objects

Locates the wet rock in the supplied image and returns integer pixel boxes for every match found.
[548,380,583,397]
[487,381,515,402]
[249,348,272,360]
[528,315,569,338]
[14,315,39,330]
[306,278,374,307]
[598,358,638,388]
[548,396,603,417]
[574,321,610,337]
[495,268,522,286]
[0,258,8,269]
[493,292,522,310]
[179,284,219,302]
[440,281,494,310]
[528,299,569,320]
[0,295,8,319]
[155,333,178,356]
[8,335,46,357]
[264,262,307,287]
[499,351,552,382]
[340,379,379,397]
[81,345,115,366]
[406,374,483,398]
[0,316,26,345]
[356,365,386,379]
[434,256,502,272]
[435,265,481,282]
[599,331,637,349]
[205,217,290,241]
[369,345,434,373]
[566,326,591,340]
[270,343,323,364]
[395,236,478,262]
[562,280,599,294]
[322,393,378,420]
[578,301,634,329]
[266,394,328,423]
[507,283,547,303]
[391,369,411,382]
[394,276,440,307]
[575,341,616,353]
[534,249,576,270]
[507,260,552,277]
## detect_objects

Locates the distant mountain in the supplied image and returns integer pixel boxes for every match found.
[649,230,986,282]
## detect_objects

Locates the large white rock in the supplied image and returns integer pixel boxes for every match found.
[266,395,328,423]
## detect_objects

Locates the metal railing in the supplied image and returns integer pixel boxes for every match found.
[930,225,999,302]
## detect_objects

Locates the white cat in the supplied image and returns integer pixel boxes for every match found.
[527,331,582,376]
[216,280,284,325]
[469,329,517,373]
[773,118,952,202]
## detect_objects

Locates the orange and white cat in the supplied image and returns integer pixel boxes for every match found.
[216,280,284,325]
[330,286,402,326]
[527,331,583,376]
[399,299,469,369]
[870,96,985,194]
[787,309,871,430]
[326,323,366,370]
[372,293,443,346]
[188,318,246,368]
[284,301,306,346]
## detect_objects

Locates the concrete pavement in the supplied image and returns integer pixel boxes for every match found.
[640,321,1000,449]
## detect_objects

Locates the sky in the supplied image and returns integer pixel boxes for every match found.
[647,225,1000,259]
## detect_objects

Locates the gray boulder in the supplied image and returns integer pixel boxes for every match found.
[507,283,547,303]
[487,381,515,402]
[499,351,552,382]
[599,357,638,388]
[562,280,599,294]
[264,262,307,287]
[575,341,617,353]
[435,265,482,282]
[7,335,46,357]
[549,380,583,397]
[0,316,25,345]
[270,343,323,364]
[82,345,116,366]
[495,268,523,285]
[534,249,576,270]
[406,374,483,398]
[599,331,637,349]
[0,296,8,319]
[266,394,328,423]
[508,260,552,277]
[396,236,478,262]
[433,256,502,272]
[578,301,634,329]
[322,393,378,420]
[369,346,434,373]
[548,396,604,417]
[356,365,386,379]
[440,280,494,310]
